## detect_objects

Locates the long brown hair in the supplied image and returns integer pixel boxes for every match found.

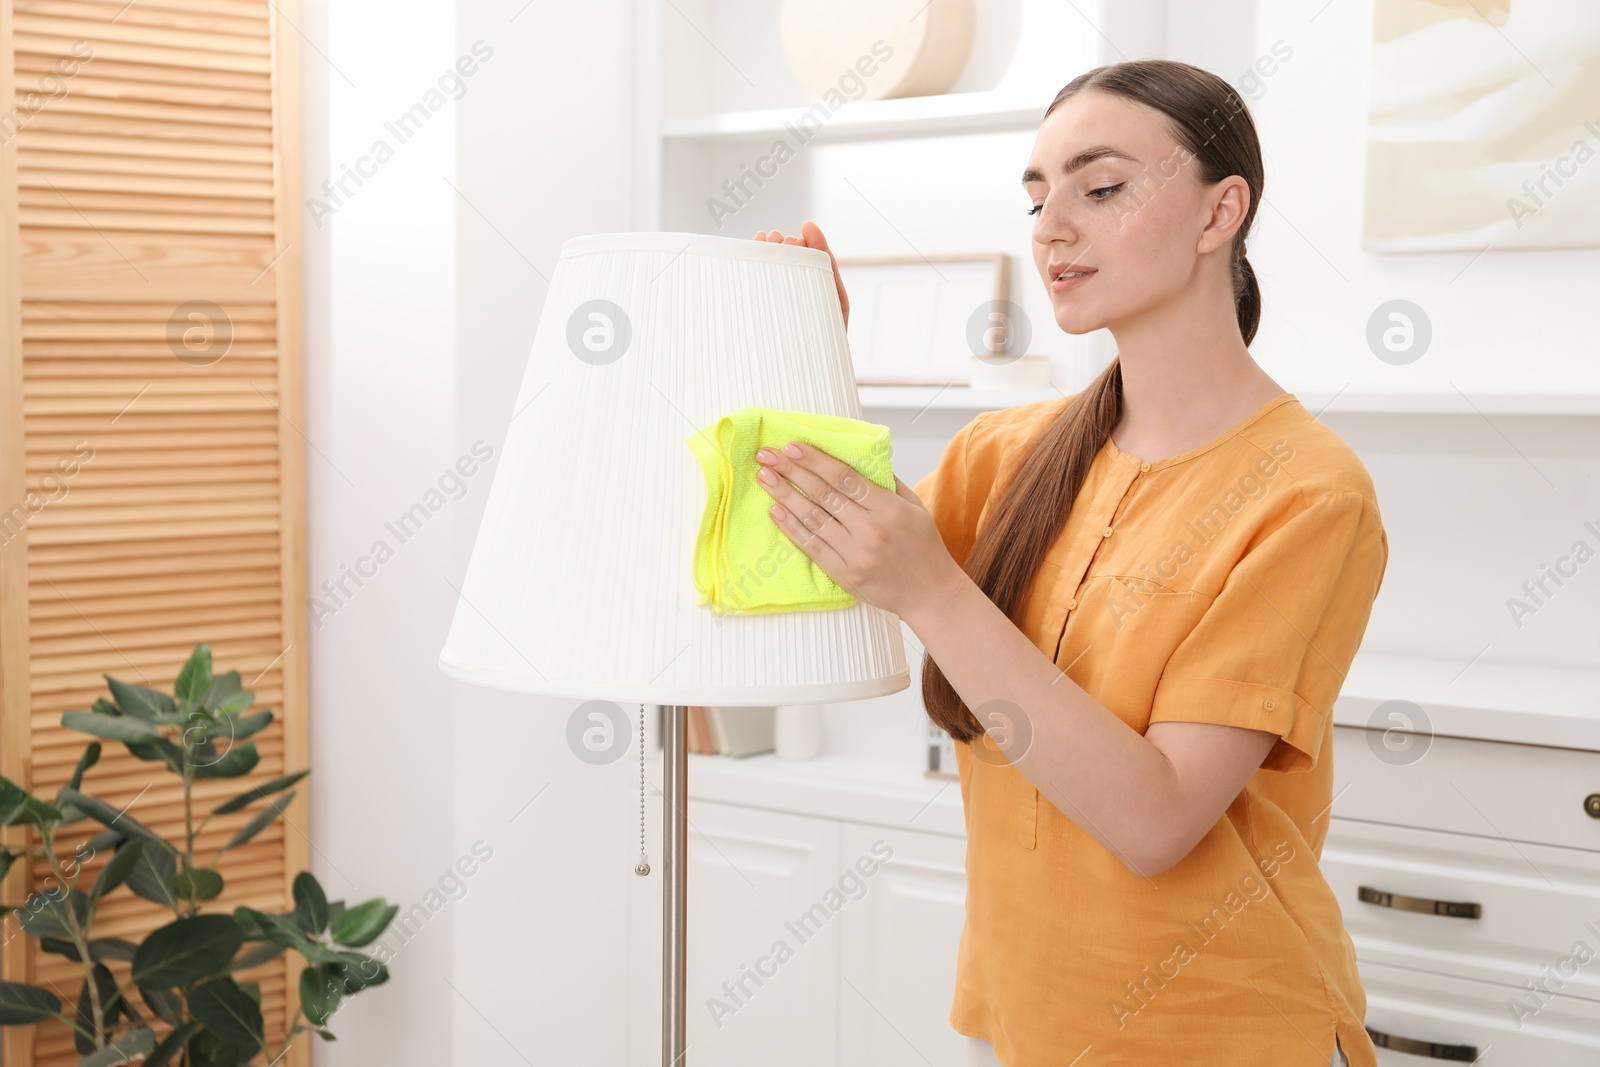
[921,59,1265,742]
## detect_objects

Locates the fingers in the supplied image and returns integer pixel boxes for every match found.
[756,223,849,326]
[755,441,879,520]
[767,497,852,592]
[802,220,850,326]
[756,450,861,527]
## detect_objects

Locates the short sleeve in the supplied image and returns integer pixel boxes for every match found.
[913,412,992,569]
[1147,490,1388,773]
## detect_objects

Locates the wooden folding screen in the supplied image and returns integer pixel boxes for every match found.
[0,1,308,1064]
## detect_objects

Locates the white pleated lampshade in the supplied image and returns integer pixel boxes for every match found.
[438,231,911,706]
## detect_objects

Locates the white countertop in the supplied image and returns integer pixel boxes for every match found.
[640,653,1600,829]
[1335,651,1600,751]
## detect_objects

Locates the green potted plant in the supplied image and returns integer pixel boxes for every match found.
[0,643,396,1066]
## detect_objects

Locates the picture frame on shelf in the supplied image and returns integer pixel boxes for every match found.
[837,252,1010,386]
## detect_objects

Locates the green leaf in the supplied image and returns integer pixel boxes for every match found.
[0,849,13,882]
[171,867,225,902]
[104,675,175,720]
[174,644,213,706]
[60,743,103,805]
[189,1028,245,1067]
[122,837,180,909]
[330,899,396,948]
[225,939,286,973]
[73,963,125,1054]
[0,775,63,828]
[56,787,169,853]
[231,905,264,938]
[19,887,89,940]
[38,937,139,964]
[236,907,344,965]
[123,736,186,772]
[212,770,308,815]
[299,965,343,1027]
[61,709,164,744]
[75,1025,156,1067]
[292,872,329,935]
[89,937,139,962]
[187,977,264,1051]
[137,982,184,1026]
[222,789,296,852]
[331,953,388,994]
[141,1020,202,1067]
[83,827,125,852]
[204,709,272,743]
[0,980,62,1024]
[131,915,245,989]
[190,742,260,780]
[201,670,249,715]
[90,838,144,907]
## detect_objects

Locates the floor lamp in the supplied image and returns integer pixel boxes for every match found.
[437,231,910,1065]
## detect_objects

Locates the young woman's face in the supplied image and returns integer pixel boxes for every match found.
[1023,90,1223,336]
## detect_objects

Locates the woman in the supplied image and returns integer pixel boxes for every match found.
[753,59,1380,1067]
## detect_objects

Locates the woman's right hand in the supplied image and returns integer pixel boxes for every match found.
[753,220,849,330]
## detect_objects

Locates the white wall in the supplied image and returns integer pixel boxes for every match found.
[301,1,460,1063]
[447,2,639,1065]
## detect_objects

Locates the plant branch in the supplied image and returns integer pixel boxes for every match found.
[42,828,106,1050]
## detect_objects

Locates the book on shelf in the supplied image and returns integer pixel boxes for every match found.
[681,706,776,758]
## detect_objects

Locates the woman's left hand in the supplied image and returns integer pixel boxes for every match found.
[754,440,961,621]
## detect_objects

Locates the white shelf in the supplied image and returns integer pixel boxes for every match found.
[660,89,1043,144]
[858,385,1600,415]
[1334,651,1600,751]
[858,385,1060,413]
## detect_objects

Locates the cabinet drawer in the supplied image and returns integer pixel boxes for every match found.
[1325,818,1600,1002]
[1331,726,1600,852]
[1361,957,1600,1065]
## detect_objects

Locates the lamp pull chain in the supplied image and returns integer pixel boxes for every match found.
[635,702,651,877]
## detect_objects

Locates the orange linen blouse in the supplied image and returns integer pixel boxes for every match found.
[913,391,1388,1067]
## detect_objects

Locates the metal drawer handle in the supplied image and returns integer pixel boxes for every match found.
[1366,1025,1479,1061]
[1357,885,1481,919]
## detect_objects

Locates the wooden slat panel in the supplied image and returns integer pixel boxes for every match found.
[19,129,274,162]
[2,1,311,1064]
[15,0,269,39]
[14,68,272,111]
[21,108,276,145]
[15,12,271,55]
[16,52,271,91]
[14,31,273,73]
[39,91,275,129]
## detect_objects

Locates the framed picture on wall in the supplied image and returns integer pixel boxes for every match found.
[835,252,1011,385]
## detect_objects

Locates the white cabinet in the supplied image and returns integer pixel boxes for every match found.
[1327,725,1600,1064]
[624,663,1600,1065]
[837,822,968,1067]
[625,754,969,1066]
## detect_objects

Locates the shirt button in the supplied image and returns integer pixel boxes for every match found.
[1102,527,1113,538]
[1263,698,1276,711]
[1140,462,1150,472]
[1066,598,1078,610]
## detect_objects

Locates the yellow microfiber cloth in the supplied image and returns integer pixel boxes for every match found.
[686,405,895,615]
